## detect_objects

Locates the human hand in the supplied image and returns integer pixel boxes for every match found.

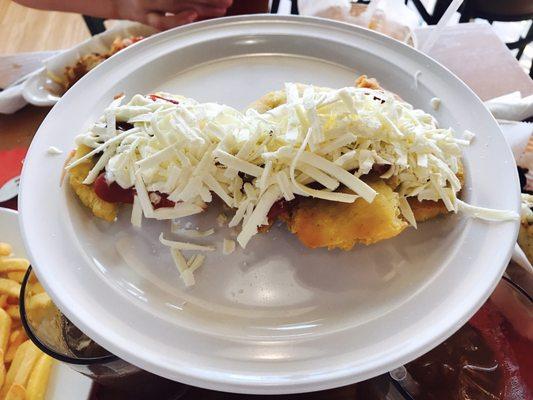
[113,0,234,30]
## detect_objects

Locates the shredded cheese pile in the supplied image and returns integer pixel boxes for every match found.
[67,84,518,286]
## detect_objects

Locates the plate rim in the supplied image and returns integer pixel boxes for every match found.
[18,14,520,394]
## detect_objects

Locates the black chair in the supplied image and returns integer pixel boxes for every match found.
[408,0,440,25]
[268,0,299,15]
[83,15,106,36]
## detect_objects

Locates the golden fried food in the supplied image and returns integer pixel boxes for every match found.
[248,83,333,113]
[69,75,465,251]
[68,145,117,222]
[248,75,461,250]
[288,180,408,250]
[248,88,288,114]
[0,243,54,397]
[249,76,381,113]
[354,75,381,90]
[50,37,144,91]
[409,199,448,222]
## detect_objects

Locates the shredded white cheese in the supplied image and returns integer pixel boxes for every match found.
[173,227,214,238]
[187,254,205,273]
[159,233,215,251]
[430,97,441,111]
[398,196,417,228]
[71,85,518,286]
[222,239,236,255]
[455,199,518,221]
[46,146,63,155]
[170,248,195,287]
[131,195,142,227]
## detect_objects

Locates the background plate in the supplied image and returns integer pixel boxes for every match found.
[19,16,519,394]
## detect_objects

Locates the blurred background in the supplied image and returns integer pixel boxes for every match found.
[0,0,531,75]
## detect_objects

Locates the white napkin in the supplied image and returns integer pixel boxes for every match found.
[485,91,533,121]
[498,120,533,161]
[490,98,533,273]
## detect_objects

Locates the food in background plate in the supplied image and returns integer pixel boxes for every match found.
[518,193,533,263]
[48,36,144,92]
[64,76,517,286]
[0,242,54,400]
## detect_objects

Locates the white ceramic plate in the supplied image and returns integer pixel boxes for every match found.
[21,21,157,107]
[22,68,59,107]
[0,208,92,400]
[19,15,520,394]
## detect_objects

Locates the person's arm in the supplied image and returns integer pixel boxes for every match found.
[13,0,234,30]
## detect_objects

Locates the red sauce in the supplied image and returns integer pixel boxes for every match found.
[371,164,390,176]
[267,198,296,223]
[150,192,176,209]
[93,173,176,209]
[404,322,503,400]
[115,121,133,131]
[94,173,134,204]
[148,94,180,105]
[403,297,532,400]
[469,300,532,399]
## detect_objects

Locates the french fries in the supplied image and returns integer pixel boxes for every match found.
[0,362,5,391]
[0,259,29,274]
[5,330,27,364]
[26,293,51,311]
[5,383,25,400]
[25,354,53,400]
[27,284,44,296]
[5,307,19,322]
[5,274,24,286]
[1,341,29,398]
[0,280,20,299]
[12,342,40,387]
[0,309,12,354]
[0,242,55,399]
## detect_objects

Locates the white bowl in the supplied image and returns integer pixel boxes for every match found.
[19,15,520,394]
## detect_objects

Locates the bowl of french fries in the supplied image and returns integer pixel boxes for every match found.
[18,267,190,398]
[19,267,118,366]
[0,207,188,399]
[0,240,54,400]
